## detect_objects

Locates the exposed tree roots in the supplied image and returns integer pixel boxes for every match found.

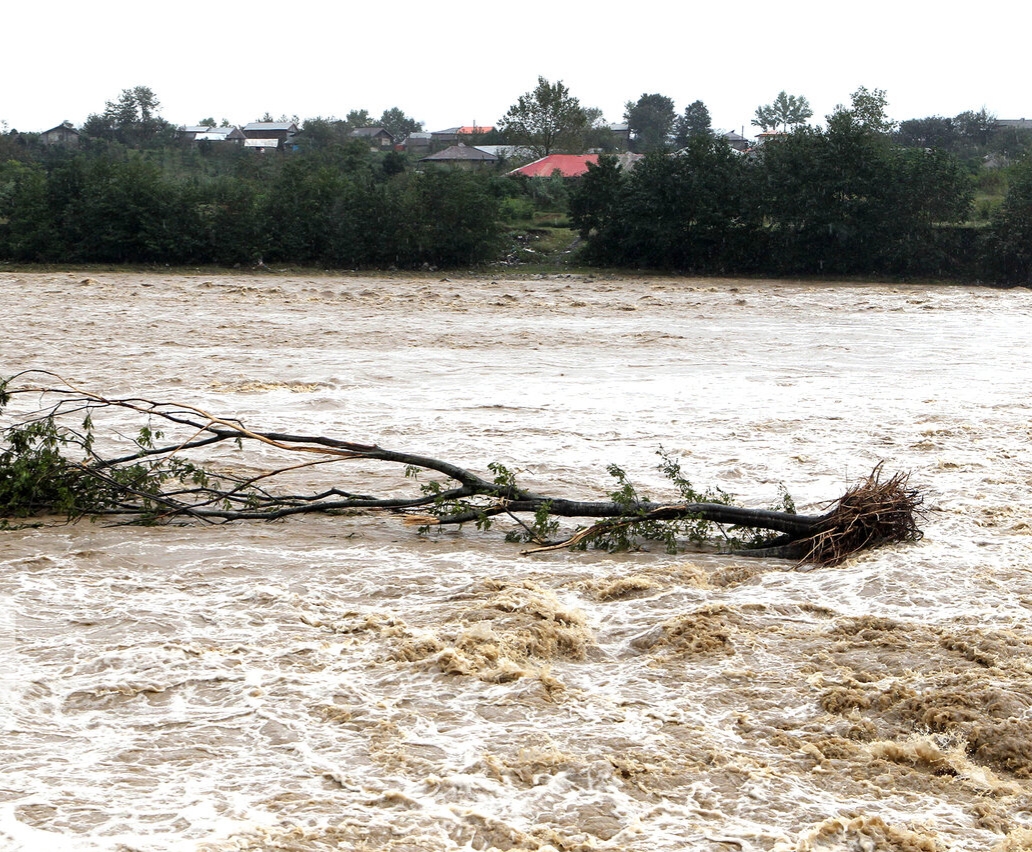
[0,371,923,567]
[732,465,924,565]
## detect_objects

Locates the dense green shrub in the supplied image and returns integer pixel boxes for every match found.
[571,122,975,278]
[0,146,504,269]
[983,154,1032,284]
[572,140,762,272]
[1,122,1029,281]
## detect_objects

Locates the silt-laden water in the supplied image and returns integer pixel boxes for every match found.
[1,271,1031,851]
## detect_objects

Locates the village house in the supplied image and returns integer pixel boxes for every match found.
[418,143,499,170]
[722,130,751,151]
[508,152,642,178]
[429,125,495,151]
[402,132,432,154]
[178,125,247,145]
[242,121,299,149]
[40,121,81,147]
[351,126,395,149]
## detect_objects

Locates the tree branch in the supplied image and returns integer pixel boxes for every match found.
[0,373,923,565]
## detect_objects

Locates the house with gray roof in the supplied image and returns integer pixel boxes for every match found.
[418,143,499,169]
[41,121,81,147]
[242,122,299,147]
[351,126,395,149]
[178,125,246,144]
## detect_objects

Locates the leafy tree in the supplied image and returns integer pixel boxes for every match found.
[827,86,894,133]
[499,77,590,157]
[576,137,759,270]
[989,123,1032,163]
[954,107,997,148]
[381,150,407,177]
[581,108,623,152]
[378,107,422,140]
[674,100,713,147]
[752,91,812,133]
[72,155,194,262]
[0,128,36,164]
[391,170,504,267]
[624,93,676,152]
[758,98,971,276]
[895,116,957,150]
[192,176,263,266]
[0,161,59,260]
[343,109,373,131]
[83,86,175,147]
[985,153,1032,284]
[297,117,350,150]
[569,154,626,237]
[888,147,972,226]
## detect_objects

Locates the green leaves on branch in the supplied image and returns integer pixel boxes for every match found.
[0,378,776,552]
[572,453,738,554]
[752,91,813,133]
[498,77,593,157]
[0,375,922,565]
[0,412,169,523]
[0,147,505,269]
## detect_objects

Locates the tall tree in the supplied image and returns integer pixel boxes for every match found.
[343,109,373,131]
[499,77,590,157]
[986,153,1032,284]
[674,100,713,147]
[83,86,174,147]
[758,92,970,276]
[954,107,997,147]
[827,87,894,133]
[624,93,676,152]
[895,116,957,150]
[569,154,626,237]
[378,107,422,140]
[576,137,758,270]
[752,91,813,133]
[297,117,350,150]
[581,108,623,152]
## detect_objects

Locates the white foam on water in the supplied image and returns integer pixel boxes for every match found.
[1,273,1030,850]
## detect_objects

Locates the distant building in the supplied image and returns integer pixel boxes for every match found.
[508,152,642,178]
[419,143,499,169]
[608,122,630,147]
[41,121,81,147]
[178,125,246,144]
[351,126,396,149]
[722,130,750,151]
[430,125,495,150]
[472,145,533,161]
[752,131,786,147]
[244,121,301,142]
[242,138,280,152]
[402,132,432,154]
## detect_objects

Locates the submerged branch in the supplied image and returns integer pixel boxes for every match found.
[0,372,923,566]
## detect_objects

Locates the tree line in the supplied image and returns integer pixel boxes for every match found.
[569,88,1032,283]
[1,82,1031,282]
[0,142,509,268]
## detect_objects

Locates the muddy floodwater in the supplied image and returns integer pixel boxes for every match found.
[2,270,1031,851]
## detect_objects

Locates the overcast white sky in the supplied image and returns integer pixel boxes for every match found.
[3,0,1029,136]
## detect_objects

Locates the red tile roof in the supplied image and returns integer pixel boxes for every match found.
[508,154,599,178]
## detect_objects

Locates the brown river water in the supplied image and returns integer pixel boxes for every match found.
[1,270,1031,851]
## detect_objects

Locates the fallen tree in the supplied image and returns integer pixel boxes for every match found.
[0,371,923,566]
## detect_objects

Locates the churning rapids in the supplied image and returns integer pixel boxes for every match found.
[1,271,1031,852]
